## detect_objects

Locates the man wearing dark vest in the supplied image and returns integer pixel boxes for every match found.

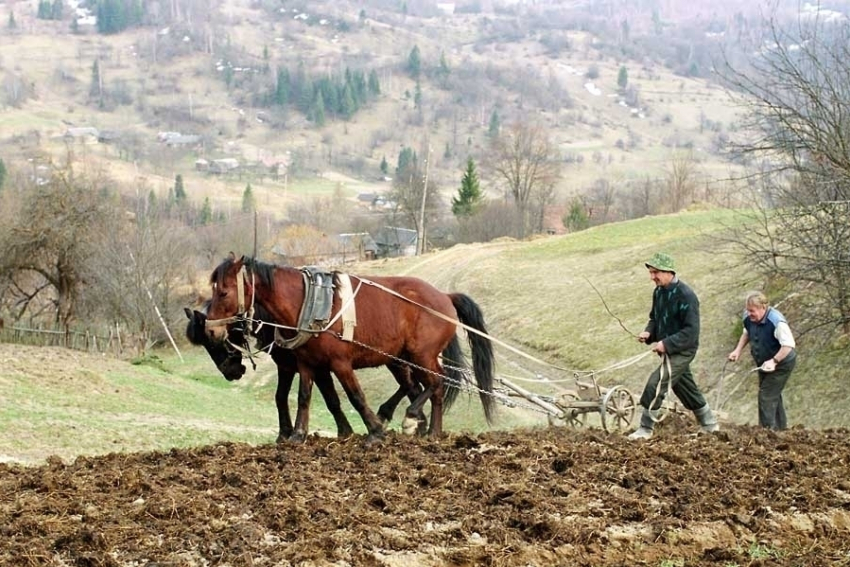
[628,252,719,440]
[728,291,797,430]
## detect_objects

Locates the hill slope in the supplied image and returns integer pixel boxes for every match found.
[3,209,847,466]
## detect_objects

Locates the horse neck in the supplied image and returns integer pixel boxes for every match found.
[251,266,303,326]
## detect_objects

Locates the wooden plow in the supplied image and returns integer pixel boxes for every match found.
[496,373,638,434]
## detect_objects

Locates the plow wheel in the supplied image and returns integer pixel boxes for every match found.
[600,386,637,433]
[547,392,586,428]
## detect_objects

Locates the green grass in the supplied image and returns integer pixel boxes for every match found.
[4,207,849,464]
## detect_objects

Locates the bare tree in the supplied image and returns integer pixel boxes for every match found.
[664,149,698,213]
[490,120,561,238]
[0,169,116,329]
[719,15,850,334]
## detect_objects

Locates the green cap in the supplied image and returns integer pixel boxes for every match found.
[645,252,676,273]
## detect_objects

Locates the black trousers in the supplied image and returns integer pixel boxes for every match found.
[757,357,796,430]
[639,352,708,413]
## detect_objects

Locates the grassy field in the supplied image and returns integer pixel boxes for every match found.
[4,207,847,465]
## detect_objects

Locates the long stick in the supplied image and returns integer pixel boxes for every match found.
[129,250,183,361]
[584,276,638,338]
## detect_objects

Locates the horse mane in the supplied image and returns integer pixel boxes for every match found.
[243,256,280,291]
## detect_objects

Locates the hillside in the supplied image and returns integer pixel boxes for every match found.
[3,209,848,467]
[0,0,752,224]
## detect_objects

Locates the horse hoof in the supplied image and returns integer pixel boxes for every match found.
[287,432,307,443]
[401,416,419,435]
[363,433,384,447]
[337,428,355,439]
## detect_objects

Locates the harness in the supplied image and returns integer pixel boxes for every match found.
[206,264,358,352]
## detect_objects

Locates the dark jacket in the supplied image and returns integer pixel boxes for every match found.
[644,278,700,356]
[743,306,797,366]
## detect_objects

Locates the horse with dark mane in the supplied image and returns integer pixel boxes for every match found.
[185,302,430,441]
[204,254,496,444]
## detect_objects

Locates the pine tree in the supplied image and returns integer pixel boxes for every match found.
[563,199,590,232]
[437,51,450,87]
[488,109,500,138]
[452,157,484,218]
[7,11,16,29]
[0,158,7,192]
[407,45,421,78]
[617,66,629,92]
[274,67,290,107]
[368,69,381,96]
[396,147,417,177]
[174,174,187,206]
[89,59,102,101]
[241,183,256,213]
[380,156,388,176]
[310,91,326,126]
[413,79,422,110]
[199,197,212,225]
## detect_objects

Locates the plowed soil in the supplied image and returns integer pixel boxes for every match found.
[2,416,850,567]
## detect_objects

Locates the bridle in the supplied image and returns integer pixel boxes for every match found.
[204,264,257,362]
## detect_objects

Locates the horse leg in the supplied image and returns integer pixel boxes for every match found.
[274,366,295,443]
[290,362,316,443]
[314,369,354,438]
[405,362,444,437]
[332,366,385,446]
[379,363,427,435]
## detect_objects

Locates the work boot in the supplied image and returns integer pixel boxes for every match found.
[628,426,653,440]
[695,404,719,433]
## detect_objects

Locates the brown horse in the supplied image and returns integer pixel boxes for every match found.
[204,255,496,444]
[185,302,428,441]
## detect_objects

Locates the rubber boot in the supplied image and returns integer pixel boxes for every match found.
[695,404,719,433]
[628,408,657,440]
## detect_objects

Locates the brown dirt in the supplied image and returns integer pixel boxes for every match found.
[2,416,850,566]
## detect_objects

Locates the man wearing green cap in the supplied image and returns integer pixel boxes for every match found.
[628,252,719,439]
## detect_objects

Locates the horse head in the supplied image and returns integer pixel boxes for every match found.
[184,305,247,381]
[205,253,255,344]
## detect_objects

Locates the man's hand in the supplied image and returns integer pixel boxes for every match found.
[760,359,777,373]
[638,331,651,343]
[652,341,666,355]
[728,350,740,362]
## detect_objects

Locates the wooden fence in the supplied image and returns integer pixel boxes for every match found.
[0,324,126,355]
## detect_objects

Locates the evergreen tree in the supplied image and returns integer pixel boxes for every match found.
[51,0,63,20]
[437,51,450,87]
[488,109,500,138]
[310,91,326,126]
[340,82,356,119]
[241,183,256,213]
[413,79,422,110]
[396,147,417,177]
[7,11,16,29]
[368,69,381,96]
[174,174,187,206]
[407,45,421,78]
[199,197,212,225]
[89,59,103,107]
[617,66,629,91]
[37,1,51,19]
[274,67,290,107]
[452,157,484,218]
[147,189,157,216]
[563,199,590,232]
[380,156,388,176]
[0,158,7,192]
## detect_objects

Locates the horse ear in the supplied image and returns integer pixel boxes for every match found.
[227,251,237,261]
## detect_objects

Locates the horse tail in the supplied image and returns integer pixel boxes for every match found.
[442,333,468,411]
[449,293,496,424]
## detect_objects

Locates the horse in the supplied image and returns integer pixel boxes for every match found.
[204,254,496,444]
[184,302,434,441]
